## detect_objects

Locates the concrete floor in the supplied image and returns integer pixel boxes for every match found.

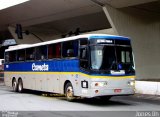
[0,82,160,117]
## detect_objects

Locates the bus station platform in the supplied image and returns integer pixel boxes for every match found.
[135,81,160,96]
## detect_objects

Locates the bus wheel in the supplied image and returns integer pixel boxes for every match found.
[12,79,18,92]
[18,79,23,93]
[65,83,75,101]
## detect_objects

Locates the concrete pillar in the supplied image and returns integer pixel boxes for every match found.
[103,4,160,80]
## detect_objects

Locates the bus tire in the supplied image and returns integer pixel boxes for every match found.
[12,79,18,92]
[65,82,75,101]
[18,79,23,93]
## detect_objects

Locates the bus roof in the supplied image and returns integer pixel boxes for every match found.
[5,34,130,52]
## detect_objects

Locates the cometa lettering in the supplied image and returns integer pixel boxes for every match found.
[32,63,49,71]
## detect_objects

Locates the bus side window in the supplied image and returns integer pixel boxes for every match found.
[36,45,47,60]
[62,40,78,58]
[17,49,25,61]
[48,43,61,59]
[5,52,9,63]
[26,48,35,61]
[9,51,17,62]
[80,47,88,69]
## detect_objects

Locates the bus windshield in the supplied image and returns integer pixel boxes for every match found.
[90,45,134,72]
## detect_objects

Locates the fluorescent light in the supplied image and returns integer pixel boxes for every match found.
[0,0,30,10]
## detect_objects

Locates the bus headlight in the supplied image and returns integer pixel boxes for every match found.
[91,82,108,88]
[128,80,135,86]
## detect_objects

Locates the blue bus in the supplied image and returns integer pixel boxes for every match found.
[4,34,135,101]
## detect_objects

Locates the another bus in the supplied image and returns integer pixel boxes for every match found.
[4,34,135,101]
[0,59,4,81]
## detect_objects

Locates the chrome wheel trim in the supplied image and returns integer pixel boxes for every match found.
[13,81,17,91]
[18,82,22,91]
[66,86,74,100]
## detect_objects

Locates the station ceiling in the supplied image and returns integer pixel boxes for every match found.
[0,0,159,38]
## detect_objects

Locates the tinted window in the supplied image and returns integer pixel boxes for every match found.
[48,43,61,59]
[36,45,47,60]
[17,49,25,61]
[9,51,17,62]
[62,40,78,58]
[26,48,35,60]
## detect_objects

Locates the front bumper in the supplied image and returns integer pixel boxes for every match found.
[80,87,135,98]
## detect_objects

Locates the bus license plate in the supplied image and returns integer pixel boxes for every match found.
[114,89,122,93]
